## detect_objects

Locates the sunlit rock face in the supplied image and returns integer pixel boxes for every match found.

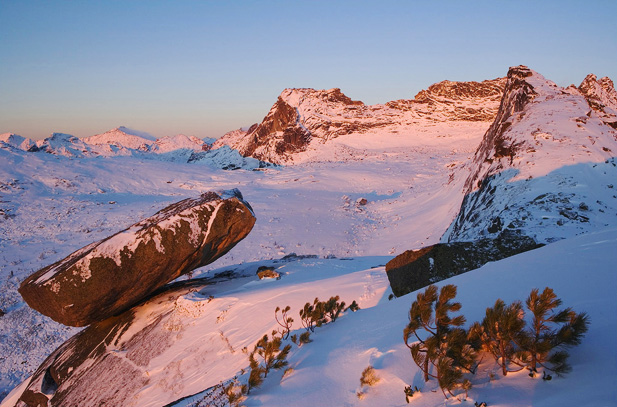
[19,190,255,327]
[15,280,211,407]
[577,73,617,129]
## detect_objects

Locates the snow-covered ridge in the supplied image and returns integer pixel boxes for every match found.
[215,78,507,164]
[0,134,35,151]
[443,65,617,243]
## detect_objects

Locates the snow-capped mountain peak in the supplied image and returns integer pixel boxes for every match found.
[0,133,35,151]
[216,78,507,164]
[444,65,617,243]
[84,127,155,150]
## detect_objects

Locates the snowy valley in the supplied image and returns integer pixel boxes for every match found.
[1,66,616,407]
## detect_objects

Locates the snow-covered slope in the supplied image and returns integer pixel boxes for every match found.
[151,134,208,153]
[4,227,615,407]
[444,66,617,243]
[215,78,506,164]
[172,228,616,407]
[1,66,616,406]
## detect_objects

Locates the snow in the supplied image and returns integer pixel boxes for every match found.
[1,69,616,406]
[121,229,617,407]
[2,127,257,169]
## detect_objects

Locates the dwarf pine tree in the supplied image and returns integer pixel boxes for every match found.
[471,298,527,376]
[403,284,476,398]
[275,305,294,339]
[324,295,346,322]
[521,287,589,376]
[248,331,292,392]
[299,301,315,332]
[247,353,264,392]
[299,298,328,332]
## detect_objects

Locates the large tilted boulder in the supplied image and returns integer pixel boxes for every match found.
[19,190,255,327]
[14,280,212,407]
[386,234,542,297]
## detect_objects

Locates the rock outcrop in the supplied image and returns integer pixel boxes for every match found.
[19,190,256,326]
[215,79,506,164]
[386,234,542,297]
[577,73,617,129]
[443,66,617,243]
[15,280,211,407]
[387,77,506,121]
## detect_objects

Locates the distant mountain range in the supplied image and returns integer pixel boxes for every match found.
[0,126,266,170]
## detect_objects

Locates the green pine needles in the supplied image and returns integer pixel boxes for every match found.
[245,295,356,396]
[404,284,477,398]
[404,284,589,400]
[521,287,589,376]
[248,331,292,391]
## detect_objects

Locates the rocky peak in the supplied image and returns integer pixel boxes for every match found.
[217,87,371,163]
[462,65,539,192]
[578,73,617,128]
[413,77,506,101]
[444,66,617,243]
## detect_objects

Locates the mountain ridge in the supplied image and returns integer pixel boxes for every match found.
[443,65,617,243]
[215,77,507,164]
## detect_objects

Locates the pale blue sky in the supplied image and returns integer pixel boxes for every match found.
[1,0,616,140]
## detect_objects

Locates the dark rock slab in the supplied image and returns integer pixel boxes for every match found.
[386,234,542,297]
[19,190,255,327]
[14,279,211,407]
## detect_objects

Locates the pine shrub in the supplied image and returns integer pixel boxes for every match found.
[299,298,325,332]
[347,300,360,312]
[403,284,476,398]
[247,331,291,392]
[520,287,589,376]
[324,295,346,322]
[470,299,526,376]
[275,305,294,339]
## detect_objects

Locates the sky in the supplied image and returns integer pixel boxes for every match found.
[1,1,616,141]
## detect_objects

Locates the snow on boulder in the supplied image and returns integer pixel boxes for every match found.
[18,189,256,327]
[14,280,211,407]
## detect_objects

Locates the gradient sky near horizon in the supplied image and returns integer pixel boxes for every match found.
[1,1,616,140]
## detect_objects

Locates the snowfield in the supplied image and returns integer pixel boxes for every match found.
[1,67,617,406]
[0,121,486,403]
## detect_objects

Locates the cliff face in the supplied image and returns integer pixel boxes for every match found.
[216,79,507,164]
[461,66,539,193]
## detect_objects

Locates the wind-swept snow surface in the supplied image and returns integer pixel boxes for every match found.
[0,120,485,401]
[1,66,616,406]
